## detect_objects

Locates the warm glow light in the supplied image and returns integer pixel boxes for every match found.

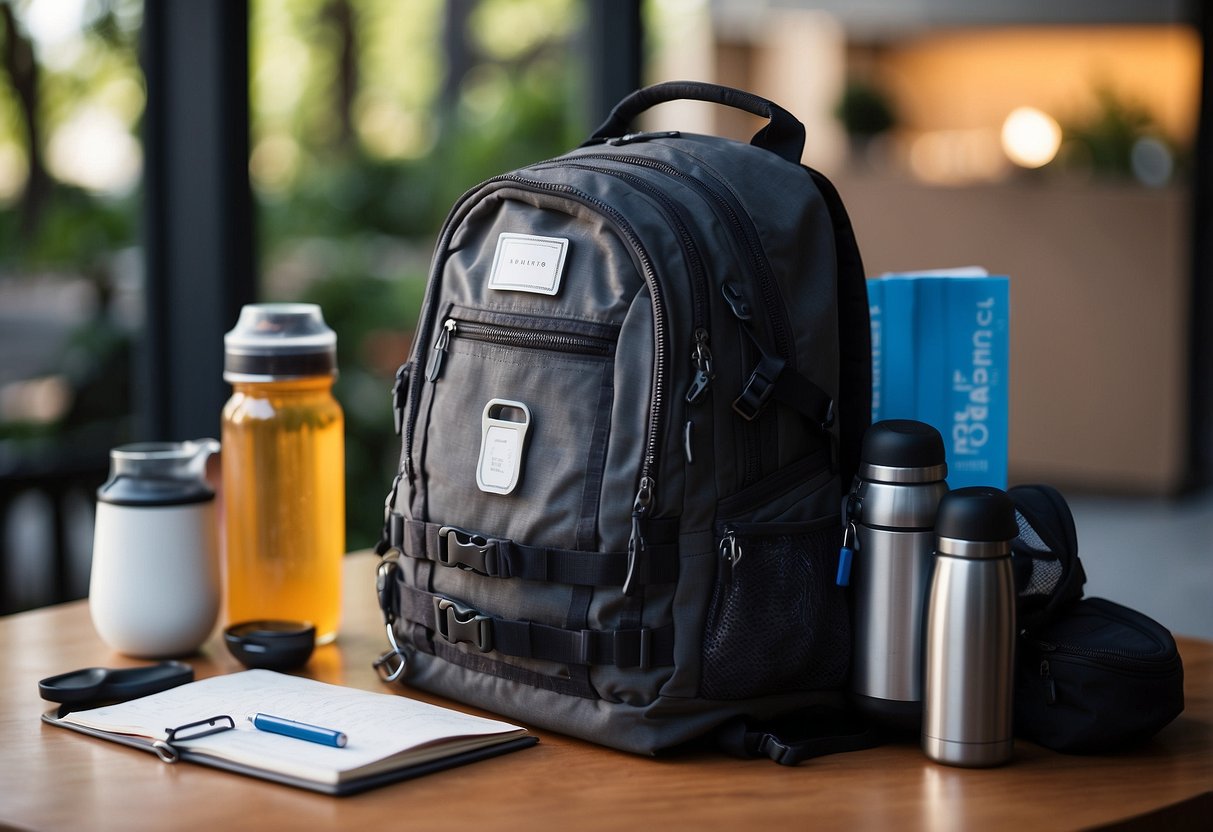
[1001,107,1062,169]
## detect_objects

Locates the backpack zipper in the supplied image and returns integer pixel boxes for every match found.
[538,160,715,404]
[428,317,614,382]
[566,151,785,486]
[568,150,794,367]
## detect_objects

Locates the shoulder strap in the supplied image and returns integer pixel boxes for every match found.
[805,167,871,493]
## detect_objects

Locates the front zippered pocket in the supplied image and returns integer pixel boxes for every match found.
[429,313,616,382]
[419,308,621,551]
[400,178,671,559]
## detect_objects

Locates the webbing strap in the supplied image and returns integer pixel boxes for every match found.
[394,517,680,587]
[716,706,881,766]
[733,328,833,428]
[395,584,673,669]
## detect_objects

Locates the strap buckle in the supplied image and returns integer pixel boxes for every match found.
[432,597,494,652]
[437,526,495,575]
[732,354,784,421]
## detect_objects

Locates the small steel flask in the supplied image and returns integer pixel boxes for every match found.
[922,486,1018,767]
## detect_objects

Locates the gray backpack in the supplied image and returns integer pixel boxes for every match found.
[375,82,872,758]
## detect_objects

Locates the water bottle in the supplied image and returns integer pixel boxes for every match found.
[222,304,345,644]
[845,419,948,729]
[922,486,1018,767]
[90,439,221,657]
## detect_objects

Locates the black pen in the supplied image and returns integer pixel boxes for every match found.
[248,713,348,748]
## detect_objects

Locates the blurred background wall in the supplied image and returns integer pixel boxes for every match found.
[1,0,1208,616]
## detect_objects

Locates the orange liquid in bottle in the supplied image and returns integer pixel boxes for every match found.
[222,376,344,644]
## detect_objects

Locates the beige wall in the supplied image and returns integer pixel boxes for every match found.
[837,174,1191,494]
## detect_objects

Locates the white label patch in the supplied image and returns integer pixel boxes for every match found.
[487,233,569,295]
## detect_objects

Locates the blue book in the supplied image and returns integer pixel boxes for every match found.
[869,268,1010,490]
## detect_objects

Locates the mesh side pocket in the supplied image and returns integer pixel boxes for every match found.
[700,520,851,701]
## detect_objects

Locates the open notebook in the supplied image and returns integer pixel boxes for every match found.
[43,669,536,796]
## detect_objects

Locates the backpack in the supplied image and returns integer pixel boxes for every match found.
[374,81,872,757]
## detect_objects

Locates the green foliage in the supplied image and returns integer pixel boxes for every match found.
[836,79,896,139]
[0,182,135,267]
[1060,86,1172,179]
[1,0,585,550]
[295,272,422,548]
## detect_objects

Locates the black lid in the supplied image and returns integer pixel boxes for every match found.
[224,304,337,381]
[859,420,947,483]
[936,486,1018,542]
[98,475,215,506]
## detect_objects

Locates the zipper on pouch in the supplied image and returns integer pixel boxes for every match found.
[428,317,614,383]
[1033,639,1179,676]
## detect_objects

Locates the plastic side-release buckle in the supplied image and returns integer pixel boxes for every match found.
[753,731,805,766]
[432,597,494,652]
[437,526,496,575]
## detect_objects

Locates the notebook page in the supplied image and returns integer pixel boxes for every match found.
[61,670,526,784]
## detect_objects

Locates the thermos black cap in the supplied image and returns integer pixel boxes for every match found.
[859,420,947,483]
[936,486,1019,544]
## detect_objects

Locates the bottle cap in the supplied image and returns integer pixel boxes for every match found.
[859,420,947,483]
[936,486,1018,557]
[224,304,337,381]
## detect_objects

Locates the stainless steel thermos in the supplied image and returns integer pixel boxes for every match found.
[922,486,1018,767]
[847,420,949,729]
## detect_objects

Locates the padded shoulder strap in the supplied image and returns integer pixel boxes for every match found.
[805,167,871,493]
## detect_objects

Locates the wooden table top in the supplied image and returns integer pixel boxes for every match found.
[1,551,1209,831]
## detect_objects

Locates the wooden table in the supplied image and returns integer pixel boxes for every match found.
[2,552,1209,831]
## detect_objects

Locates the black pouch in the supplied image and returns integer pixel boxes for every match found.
[1014,596,1184,753]
[1008,484,1185,753]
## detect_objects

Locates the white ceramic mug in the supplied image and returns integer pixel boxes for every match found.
[89,439,221,658]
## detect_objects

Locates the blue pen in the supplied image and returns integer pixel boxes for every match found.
[248,713,348,748]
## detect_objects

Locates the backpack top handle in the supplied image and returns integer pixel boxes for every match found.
[587,80,806,166]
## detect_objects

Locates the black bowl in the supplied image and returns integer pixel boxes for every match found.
[223,620,316,671]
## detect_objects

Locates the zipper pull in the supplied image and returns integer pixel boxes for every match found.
[722,281,752,321]
[685,328,715,403]
[623,477,654,596]
[391,363,411,436]
[718,527,742,584]
[1039,659,1057,705]
[608,130,681,146]
[837,520,857,587]
[427,319,456,382]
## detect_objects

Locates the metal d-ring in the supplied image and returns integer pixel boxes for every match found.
[373,621,409,683]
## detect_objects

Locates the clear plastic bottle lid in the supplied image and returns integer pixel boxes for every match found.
[223,303,337,381]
